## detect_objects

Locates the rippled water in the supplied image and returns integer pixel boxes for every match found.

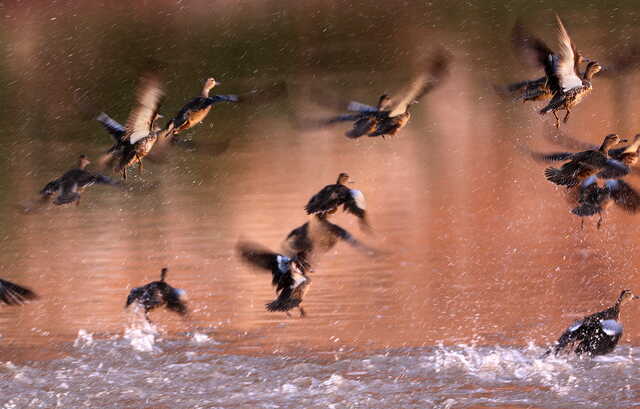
[3,328,639,409]
[3,1,640,408]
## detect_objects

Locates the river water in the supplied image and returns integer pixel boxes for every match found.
[2,1,640,408]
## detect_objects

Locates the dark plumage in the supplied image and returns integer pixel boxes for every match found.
[125,268,188,320]
[571,176,640,228]
[544,290,637,357]
[318,50,450,139]
[236,241,311,317]
[281,214,377,264]
[98,74,174,180]
[39,155,120,206]
[544,134,629,188]
[305,173,369,231]
[0,278,37,306]
[168,77,239,137]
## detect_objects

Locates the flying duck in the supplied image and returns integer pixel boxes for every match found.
[0,278,37,306]
[317,50,450,139]
[125,267,188,320]
[571,176,640,229]
[237,241,311,317]
[544,290,637,357]
[544,134,629,187]
[501,18,590,103]
[538,15,602,127]
[40,155,120,206]
[98,74,174,180]
[167,77,239,137]
[305,173,369,231]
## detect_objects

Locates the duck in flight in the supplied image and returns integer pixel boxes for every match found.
[501,17,591,104]
[237,241,311,318]
[571,176,640,229]
[166,77,239,139]
[543,134,629,188]
[537,15,602,127]
[125,268,188,321]
[97,74,174,180]
[316,50,450,138]
[544,290,637,357]
[304,173,369,231]
[39,155,120,206]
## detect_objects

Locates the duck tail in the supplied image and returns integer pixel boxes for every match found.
[571,203,600,217]
[544,167,577,187]
[160,267,168,282]
[265,297,301,312]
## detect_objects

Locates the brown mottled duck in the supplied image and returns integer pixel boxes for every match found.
[39,155,120,206]
[98,74,173,180]
[544,134,629,187]
[167,77,239,136]
[318,50,450,139]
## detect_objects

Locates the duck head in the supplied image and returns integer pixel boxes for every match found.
[377,94,392,110]
[599,134,626,151]
[336,172,351,185]
[583,61,602,80]
[202,77,220,97]
[616,289,638,307]
[78,155,91,169]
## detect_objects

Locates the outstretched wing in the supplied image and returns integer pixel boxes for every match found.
[547,319,584,356]
[388,50,451,117]
[606,180,640,213]
[0,278,38,306]
[553,15,583,92]
[124,74,164,144]
[511,19,554,68]
[96,112,127,143]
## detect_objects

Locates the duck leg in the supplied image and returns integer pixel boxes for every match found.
[136,154,143,174]
[563,109,571,123]
[552,111,560,128]
[597,214,604,230]
[122,167,127,181]
[299,306,306,318]
[581,218,584,230]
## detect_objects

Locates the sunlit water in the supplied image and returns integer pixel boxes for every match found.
[3,1,640,408]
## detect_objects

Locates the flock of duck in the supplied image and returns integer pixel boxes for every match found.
[1,13,639,358]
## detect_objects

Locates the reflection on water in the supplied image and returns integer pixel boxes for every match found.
[2,0,640,408]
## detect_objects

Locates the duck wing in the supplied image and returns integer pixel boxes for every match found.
[606,179,640,213]
[529,151,575,163]
[305,184,351,215]
[0,278,38,305]
[595,159,629,179]
[39,178,61,197]
[388,51,451,117]
[124,74,164,144]
[323,220,377,256]
[511,19,554,68]
[96,112,127,143]
[552,15,583,92]
[545,319,585,356]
